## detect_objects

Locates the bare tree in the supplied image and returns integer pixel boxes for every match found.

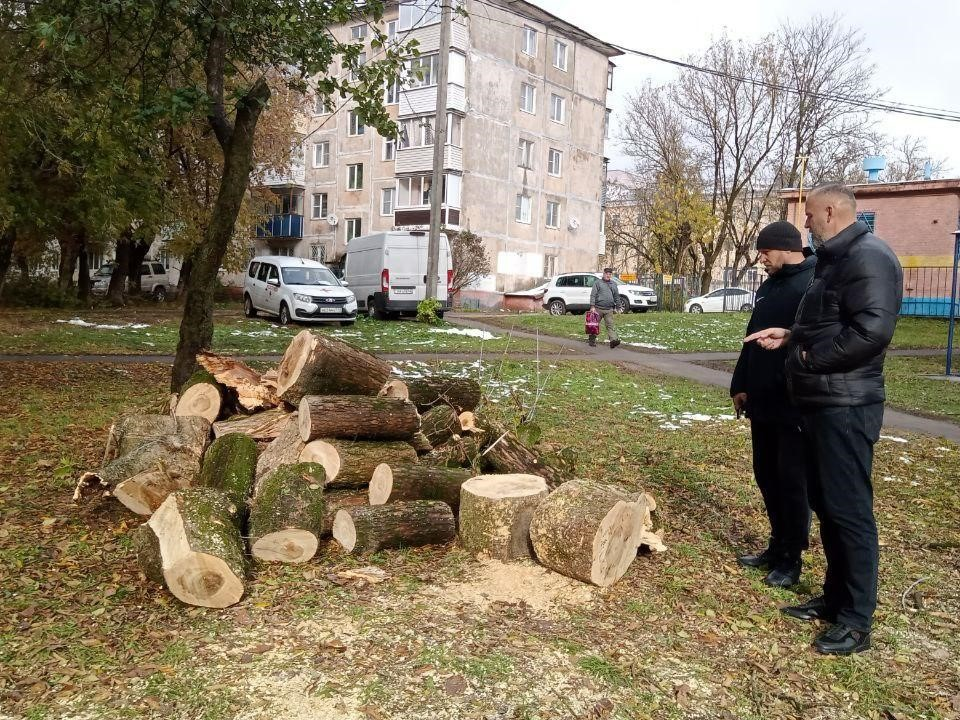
[882,135,948,182]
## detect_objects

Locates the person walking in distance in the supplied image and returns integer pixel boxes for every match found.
[731,221,816,588]
[589,267,621,348]
[745,184,903,655]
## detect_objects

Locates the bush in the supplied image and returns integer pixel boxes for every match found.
[0,276,78,308]
[416,297,443,325]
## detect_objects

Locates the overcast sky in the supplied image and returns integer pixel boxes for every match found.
[534,0,960,176]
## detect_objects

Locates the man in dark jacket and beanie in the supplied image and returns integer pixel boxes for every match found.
[731,221,816,588]
[746,184,903,655]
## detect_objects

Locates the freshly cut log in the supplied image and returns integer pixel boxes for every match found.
[255,415,304,481]
[321,489,369,536]
[458,474,549,561]
[378,378,409,400]
[102,414,210,465]
[479,420,565,488]
[212,407,291,441]
[368,463,472,508]
[249,463,327,563]
[276,330,393,404]
[298,395,419,442]
[300,440,417,489]
[102,436,205,515]
[419,406,460,447]
[175,370,224,423]
[425,436,483,468]
[197,351,278,412]
[131,522,165,585]
[197,433,258,508]
[147,487,247,608]
[404,376,482,412]
[529,480,647,587]
[410,431,433,454]
[332,500,456,555]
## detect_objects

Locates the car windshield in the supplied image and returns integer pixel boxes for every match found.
[94,265,114,277]
[280,266,339,287]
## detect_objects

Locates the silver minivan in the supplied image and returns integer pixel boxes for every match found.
[243,255,357,326]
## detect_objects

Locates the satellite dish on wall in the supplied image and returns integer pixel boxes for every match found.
[327,214,339,226]
[568,217,580,230]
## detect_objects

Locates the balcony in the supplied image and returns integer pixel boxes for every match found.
[395,145,463,175]
[398,84,466,117]
[256,214,303,239]
[260,163,306,189]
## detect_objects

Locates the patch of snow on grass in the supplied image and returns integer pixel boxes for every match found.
[429,327,496,340]
[57,318,150,330]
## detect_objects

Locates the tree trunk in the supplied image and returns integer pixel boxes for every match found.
[0,227,14,295]
[76,230,90,301]
[15,253,29,280]
[300,439,418,489]
[255,415,304,482]
[332,500,456,555]
[404,377,482,413]
[170,77,271,391]
[175,369,225,423]
[419,405,460,447]
[249,462,327,563]
[127,238,151,298]
[146,487,247,608]
[212,407,291,441]
[197,433,258,509]
[368,463,472,509]
[176,255,193,298]
[102,435,206,515]
[477,419,565,488]
[458,474,549,561]
[529,480,647,587]
[57,232,80,291]
[107,231,132,306]
[101,414,210,466]
[298,395,420,442]
[275,329,393,404]
[321,489,369,536]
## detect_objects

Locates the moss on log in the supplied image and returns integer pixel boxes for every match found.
[197,433,258,509]
[249,463,327,563]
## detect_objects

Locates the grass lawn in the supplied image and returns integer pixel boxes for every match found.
[884,355,960,420]
[1,359,957,719]
[0,305,540,356]
[486,313,955,353]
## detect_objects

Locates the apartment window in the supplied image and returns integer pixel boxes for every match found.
[345,218,361,243]
[384,78,400,104]
[381,187,395,216]
[547,148,563,176]
[311,192,328,220]
[543,254,557,277]
[550,94,565,123]
[607,64,614,91]
[387,20,397,40]
[397,176,431,207]
[398,116,434,149]
[398,0,440,31]
[447,114,463,147]
[604,108,612,139]
[545,200,560,228]
[348,110,365,136]
[315,96,330,115]
[521,25,537,56]
[383,138,396,161]
[351,52,367,82]
[407,54,438,88]
[856,211,876,232]
[351,24,367,40]
[517,138,534,169]
[520,83,536,114]
[311,244,325,262]
[553,40,568,71]
[347,163,364,190]
[313,141,330,168]
[515,194,531,224]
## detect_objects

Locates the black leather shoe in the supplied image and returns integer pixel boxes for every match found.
[764,561,801,588]
[781,595,834,622]
[610,339,621,349]
[588,337,596,347]
[814,623,870,655]
[737,548,772,568]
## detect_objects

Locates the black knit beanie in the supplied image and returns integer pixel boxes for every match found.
[756,221,802,251]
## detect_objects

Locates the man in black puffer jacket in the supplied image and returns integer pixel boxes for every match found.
[746,184,902,656]
[730,221,816,588]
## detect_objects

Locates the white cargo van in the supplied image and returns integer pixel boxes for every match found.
[344,231,453,319]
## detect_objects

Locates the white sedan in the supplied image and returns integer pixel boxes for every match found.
[685,287,755,313]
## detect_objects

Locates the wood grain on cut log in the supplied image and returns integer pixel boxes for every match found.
[419,405,460,447]
[478,419,565,488]
[102,414,210,465]
[300,439,417,489]
[175,369,224,423]
[255,415,304,482]
[249,463,326,563]
[332,500,456,555]
[197,351,278,412]
[368,463,472,508]
[529,480,647,587]
[321,489,369,536]
[378,378,409,400]
[104,435,206,515]
[404,376,482,413]
[197,433,258,508]
[458,474,549,561]
[276,330,393,404]
[147,487,247,608]
[298,395,419,442]
[212,407,291,441]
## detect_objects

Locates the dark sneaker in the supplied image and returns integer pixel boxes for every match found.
[736,548,773,569]
[610,339,621,349]
[764,561,801,588]
[588,337,596,347]
[781,595,834,622]
[814,623,870,655]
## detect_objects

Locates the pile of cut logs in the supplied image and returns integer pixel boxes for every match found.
[76,330,665,608]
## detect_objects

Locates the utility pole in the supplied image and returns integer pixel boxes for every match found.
[426,0,451,300]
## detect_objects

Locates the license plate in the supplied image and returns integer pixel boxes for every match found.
[319,307,341,314]
[393,288,414,295]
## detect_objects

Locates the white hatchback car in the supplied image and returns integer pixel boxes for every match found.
[684,287,755,313]
[243,256,357,326]
[541,272,659,315]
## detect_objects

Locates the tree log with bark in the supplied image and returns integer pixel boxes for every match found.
[197,433,257,509]
[249,462,327,563]
[321,489,370,536]
[477,419,565,488]
[196,351,278,412]
[101,414,210,465]
[332,501,456,555]
[175,369,225,423]
[419,405,461,447]
[255,415,304,481]
[298,395,419,442]
[300,439,418,489]
[368,463,472,509]
[212,407,292,441]
[404,376,482,413]
[458,474,549,561]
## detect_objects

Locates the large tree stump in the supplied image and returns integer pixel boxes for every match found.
[298,395,419,442]
[276,330,393,404]
[197,433,257,508]
[100,436,205,515]
[212,407,292,441]
[368,463,472,509]
[332,501,456,555]
[102,414,210,465]
[146,487,247,608]
[197,351,278,412]
[175,370,224,423]
[458,474,549,561]
[249,463,327,563]
[419,405,461,447]
[529,480,647,587]
[300,439,418,489]
[255,415,304,481]
[404,376,482,413]
[321,489,370,536]
[478,420,565,488]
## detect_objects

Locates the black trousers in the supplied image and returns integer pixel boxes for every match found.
[800,403,883,631]
[750,418,810,565]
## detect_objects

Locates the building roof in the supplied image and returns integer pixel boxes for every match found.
[780,178,960,200]
[485,0,623,57]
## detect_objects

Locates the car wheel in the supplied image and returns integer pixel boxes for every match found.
[339,320,355,327]
[153,286,167,302]
[689,304,703,314]
[740,303,753,312]
[616,295,630,314]
[548,299,566,315]
[278,303,291,326]
[243,295,257,318]
[368,297,386,320]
